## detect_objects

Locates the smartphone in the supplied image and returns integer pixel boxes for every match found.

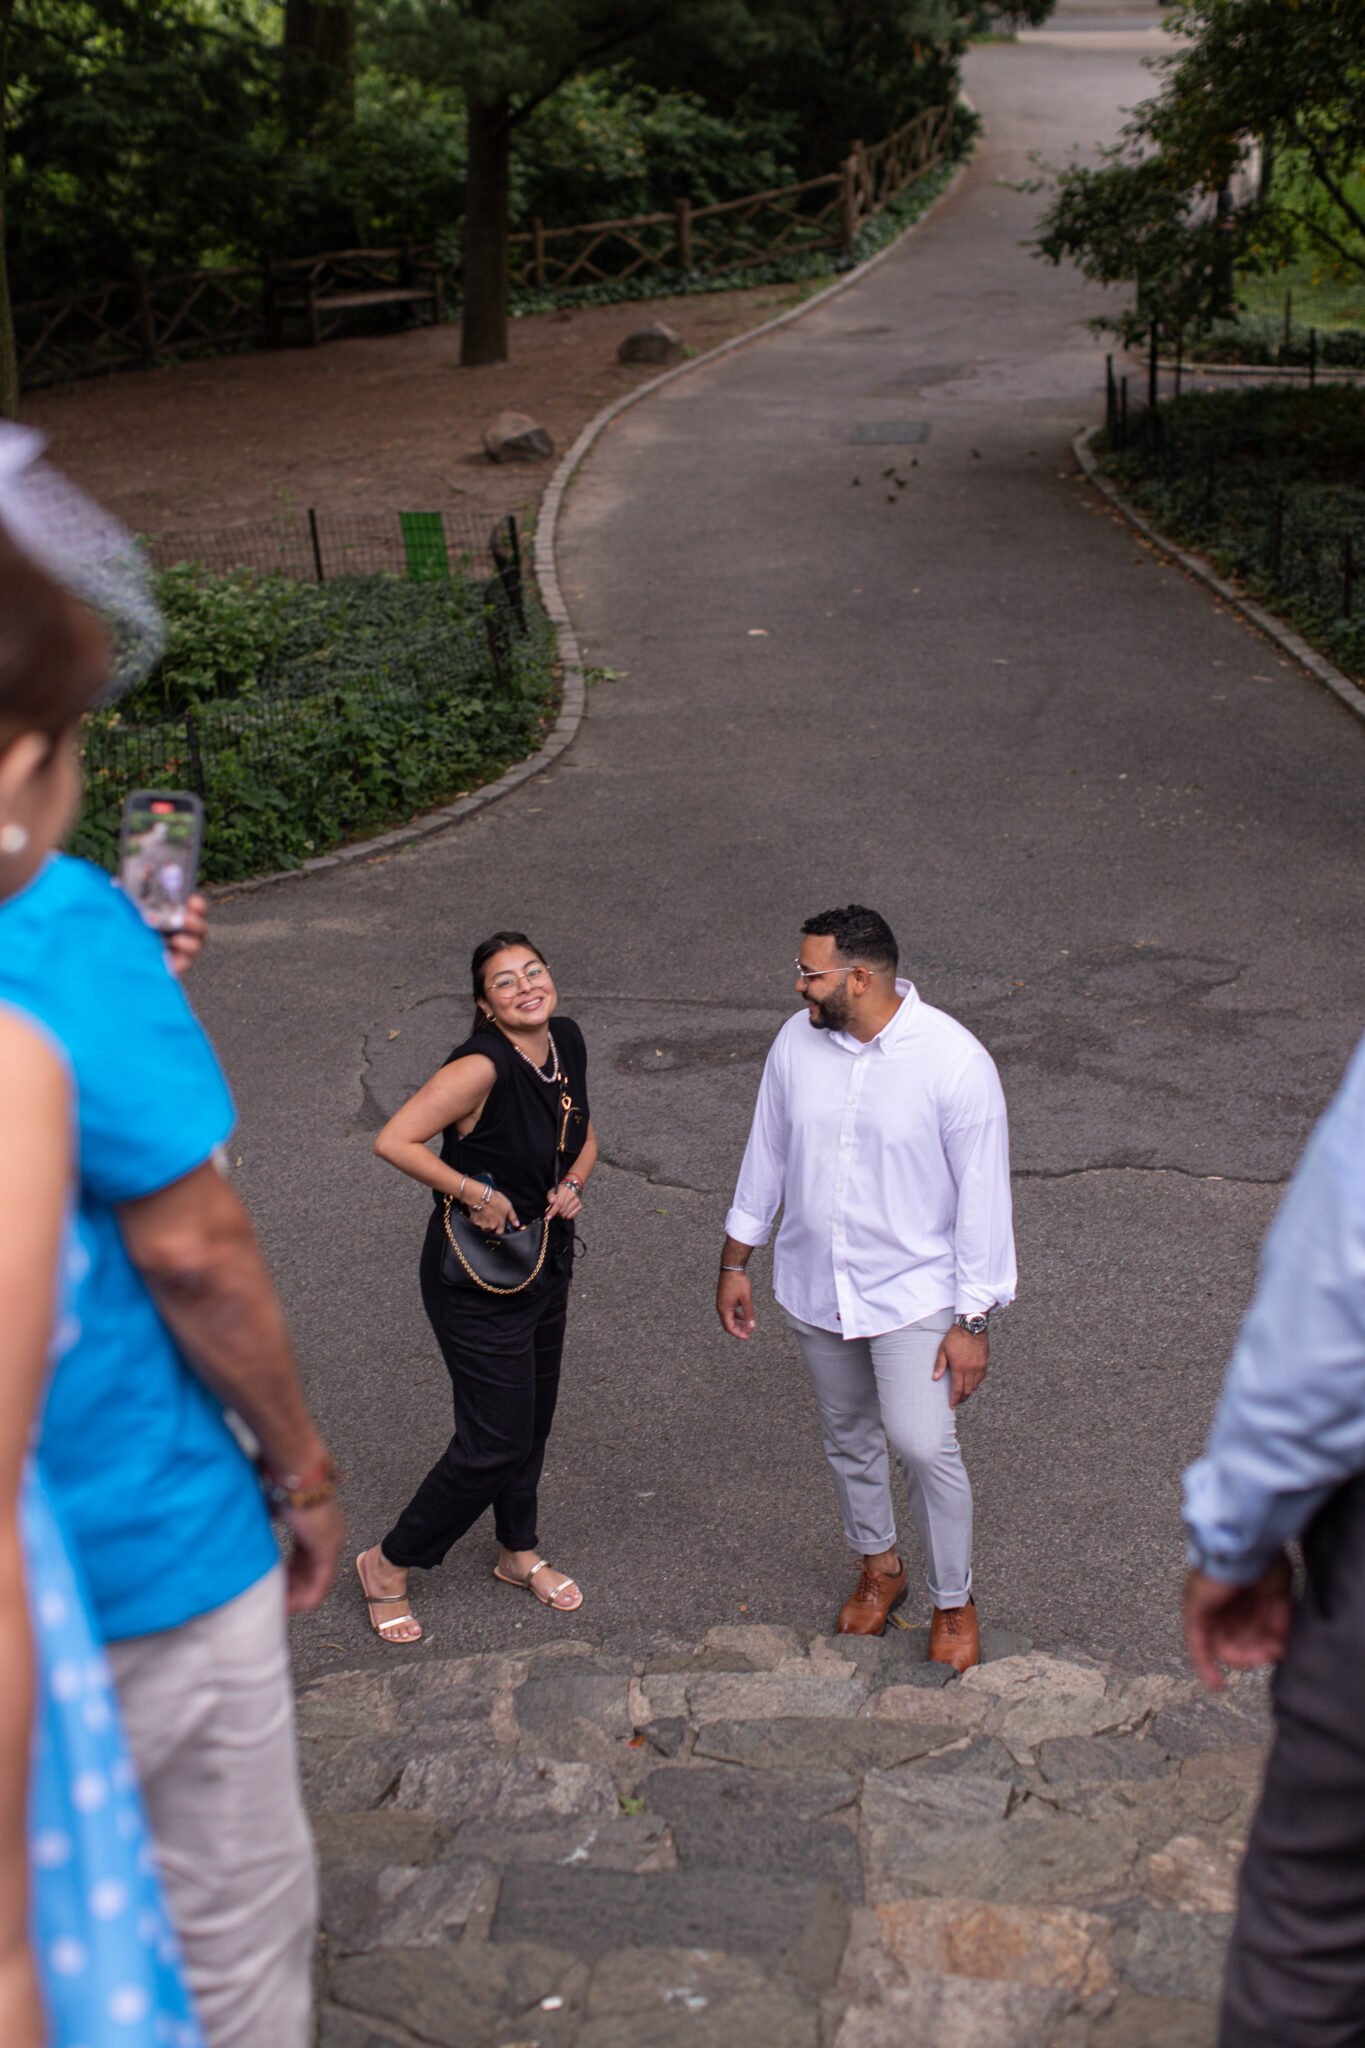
[118,790,204,935]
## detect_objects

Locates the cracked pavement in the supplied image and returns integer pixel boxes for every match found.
[189,14,1363,1681]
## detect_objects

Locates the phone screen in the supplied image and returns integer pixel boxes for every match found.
[118,790,204,934]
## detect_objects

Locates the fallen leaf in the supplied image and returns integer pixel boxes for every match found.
[388,1030,400,1040]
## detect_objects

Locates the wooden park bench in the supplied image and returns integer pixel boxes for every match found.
[264,240,444,347]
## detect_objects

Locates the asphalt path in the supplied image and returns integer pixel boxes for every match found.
[192,15,1365,1681]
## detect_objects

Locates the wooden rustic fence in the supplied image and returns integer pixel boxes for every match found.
[508,105,953,290]
[15,103,952,390]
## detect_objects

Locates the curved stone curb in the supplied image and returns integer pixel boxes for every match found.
[210,150,973,900]
[1072,427,1365,732]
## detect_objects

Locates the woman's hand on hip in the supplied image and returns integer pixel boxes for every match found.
[545,1182,582,1221]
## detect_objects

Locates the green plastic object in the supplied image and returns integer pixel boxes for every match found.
[400,512,449,581]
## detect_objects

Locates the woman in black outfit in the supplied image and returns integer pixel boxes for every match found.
[356,931,596,1643]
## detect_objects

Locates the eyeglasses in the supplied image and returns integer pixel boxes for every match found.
[488,963,550,995]
[794,960,856,987]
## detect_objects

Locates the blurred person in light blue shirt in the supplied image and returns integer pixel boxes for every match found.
[1182,1031,1365,2048]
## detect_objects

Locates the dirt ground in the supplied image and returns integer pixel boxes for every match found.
[23,285,813,541]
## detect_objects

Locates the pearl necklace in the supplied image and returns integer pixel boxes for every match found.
[505,1026,563,1085]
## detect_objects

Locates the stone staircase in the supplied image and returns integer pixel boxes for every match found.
[302,1622,1271,2048]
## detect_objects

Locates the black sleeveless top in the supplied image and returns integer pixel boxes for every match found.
[436,1016,589,1223]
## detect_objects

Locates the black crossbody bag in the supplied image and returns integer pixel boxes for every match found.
[440,1080,576,1295]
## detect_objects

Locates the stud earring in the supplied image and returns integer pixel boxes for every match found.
[0,823,28,855]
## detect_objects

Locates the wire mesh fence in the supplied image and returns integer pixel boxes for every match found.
[1100,370,1365,677]
[73,512,553,883]
[143,505,512,584]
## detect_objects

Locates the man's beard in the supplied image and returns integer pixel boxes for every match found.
[807,987,851,1032]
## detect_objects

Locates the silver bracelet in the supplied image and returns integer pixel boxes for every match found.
[719,1264,748,1273]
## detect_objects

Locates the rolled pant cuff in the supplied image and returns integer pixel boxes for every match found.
[847,1532,897,1557]
[927,1571,972,1609]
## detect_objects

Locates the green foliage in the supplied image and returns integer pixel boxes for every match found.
[639,0,965,182]
[9,0,275,299]
[71,565,557,882]
[1032,0,1365,346]
[6,0,972,302]
[510,68,797,225]
[1185,316,1365,368]
[1099,386,1365,679]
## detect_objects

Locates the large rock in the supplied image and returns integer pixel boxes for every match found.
[455,1812,674,1874]
[580,1946,818,2048]
[616,320,684,366]
[1037,1735,1172,1787]
[834,1974,1069,2048]
[695,1716,958,1775]
[875,1899,1113,1998]
[513,1666,634,1764]
[1144,1833,1243,1914]
[640,1765,863,1899]
[393,1753,617,1823]
[637,1667,870,1726]
[1103,1902,1234,2004]
[326,1940,579,2048]
[323,1855,495,1953]
[492,1866,850,1993]
[483,411,554,463]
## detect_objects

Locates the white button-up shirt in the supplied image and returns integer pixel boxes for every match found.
[725,980,1017,1339]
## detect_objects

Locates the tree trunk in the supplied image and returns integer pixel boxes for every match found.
[0,0,17,420]
[462,95,511,367]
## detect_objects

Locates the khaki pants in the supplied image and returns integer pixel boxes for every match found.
[107,1565,316,2048]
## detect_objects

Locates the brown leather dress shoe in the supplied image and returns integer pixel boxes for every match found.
[929,1597,979,1673]
[836,1558,907,1636]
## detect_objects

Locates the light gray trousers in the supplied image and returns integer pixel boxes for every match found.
[107,1565,316,2048]
[785,1308,973,1609]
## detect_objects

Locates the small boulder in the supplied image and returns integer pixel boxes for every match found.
[483,411,554,463]
[617,320,684,366]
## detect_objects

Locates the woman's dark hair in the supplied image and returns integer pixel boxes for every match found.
[470,930,548,1033]
[0,531,109,756]
[800,904,899,976]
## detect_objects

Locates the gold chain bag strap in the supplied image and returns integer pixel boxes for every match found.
[439,1080,575,1296]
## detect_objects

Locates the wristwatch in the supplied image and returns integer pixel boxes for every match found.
[953,1313,991,1338]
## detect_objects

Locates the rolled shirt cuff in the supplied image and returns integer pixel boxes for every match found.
[1182,1531,1283,1588]
[723,1208,771,1249]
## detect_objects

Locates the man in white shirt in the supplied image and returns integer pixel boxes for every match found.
[716,906,1016,1670]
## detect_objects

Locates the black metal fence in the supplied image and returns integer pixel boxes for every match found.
[73,512,546,882]
[144,505,516,585]
[1100,364,1365,669]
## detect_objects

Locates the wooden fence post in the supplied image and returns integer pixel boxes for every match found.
[131,264,156,361]
[398,233,415,288]
[675,197,693,272]
[532,219,546,289]
[841,156,859,251]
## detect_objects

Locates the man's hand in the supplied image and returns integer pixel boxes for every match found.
[1184,1556,1294,1691]
[166,892,208,976]
[281,1498,346,1614]
[717,1270,756,1340]
[933,1325,988,1408]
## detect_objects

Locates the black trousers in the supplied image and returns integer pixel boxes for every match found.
[1221,1473,1365,2047]
[381,1209,571,1569]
